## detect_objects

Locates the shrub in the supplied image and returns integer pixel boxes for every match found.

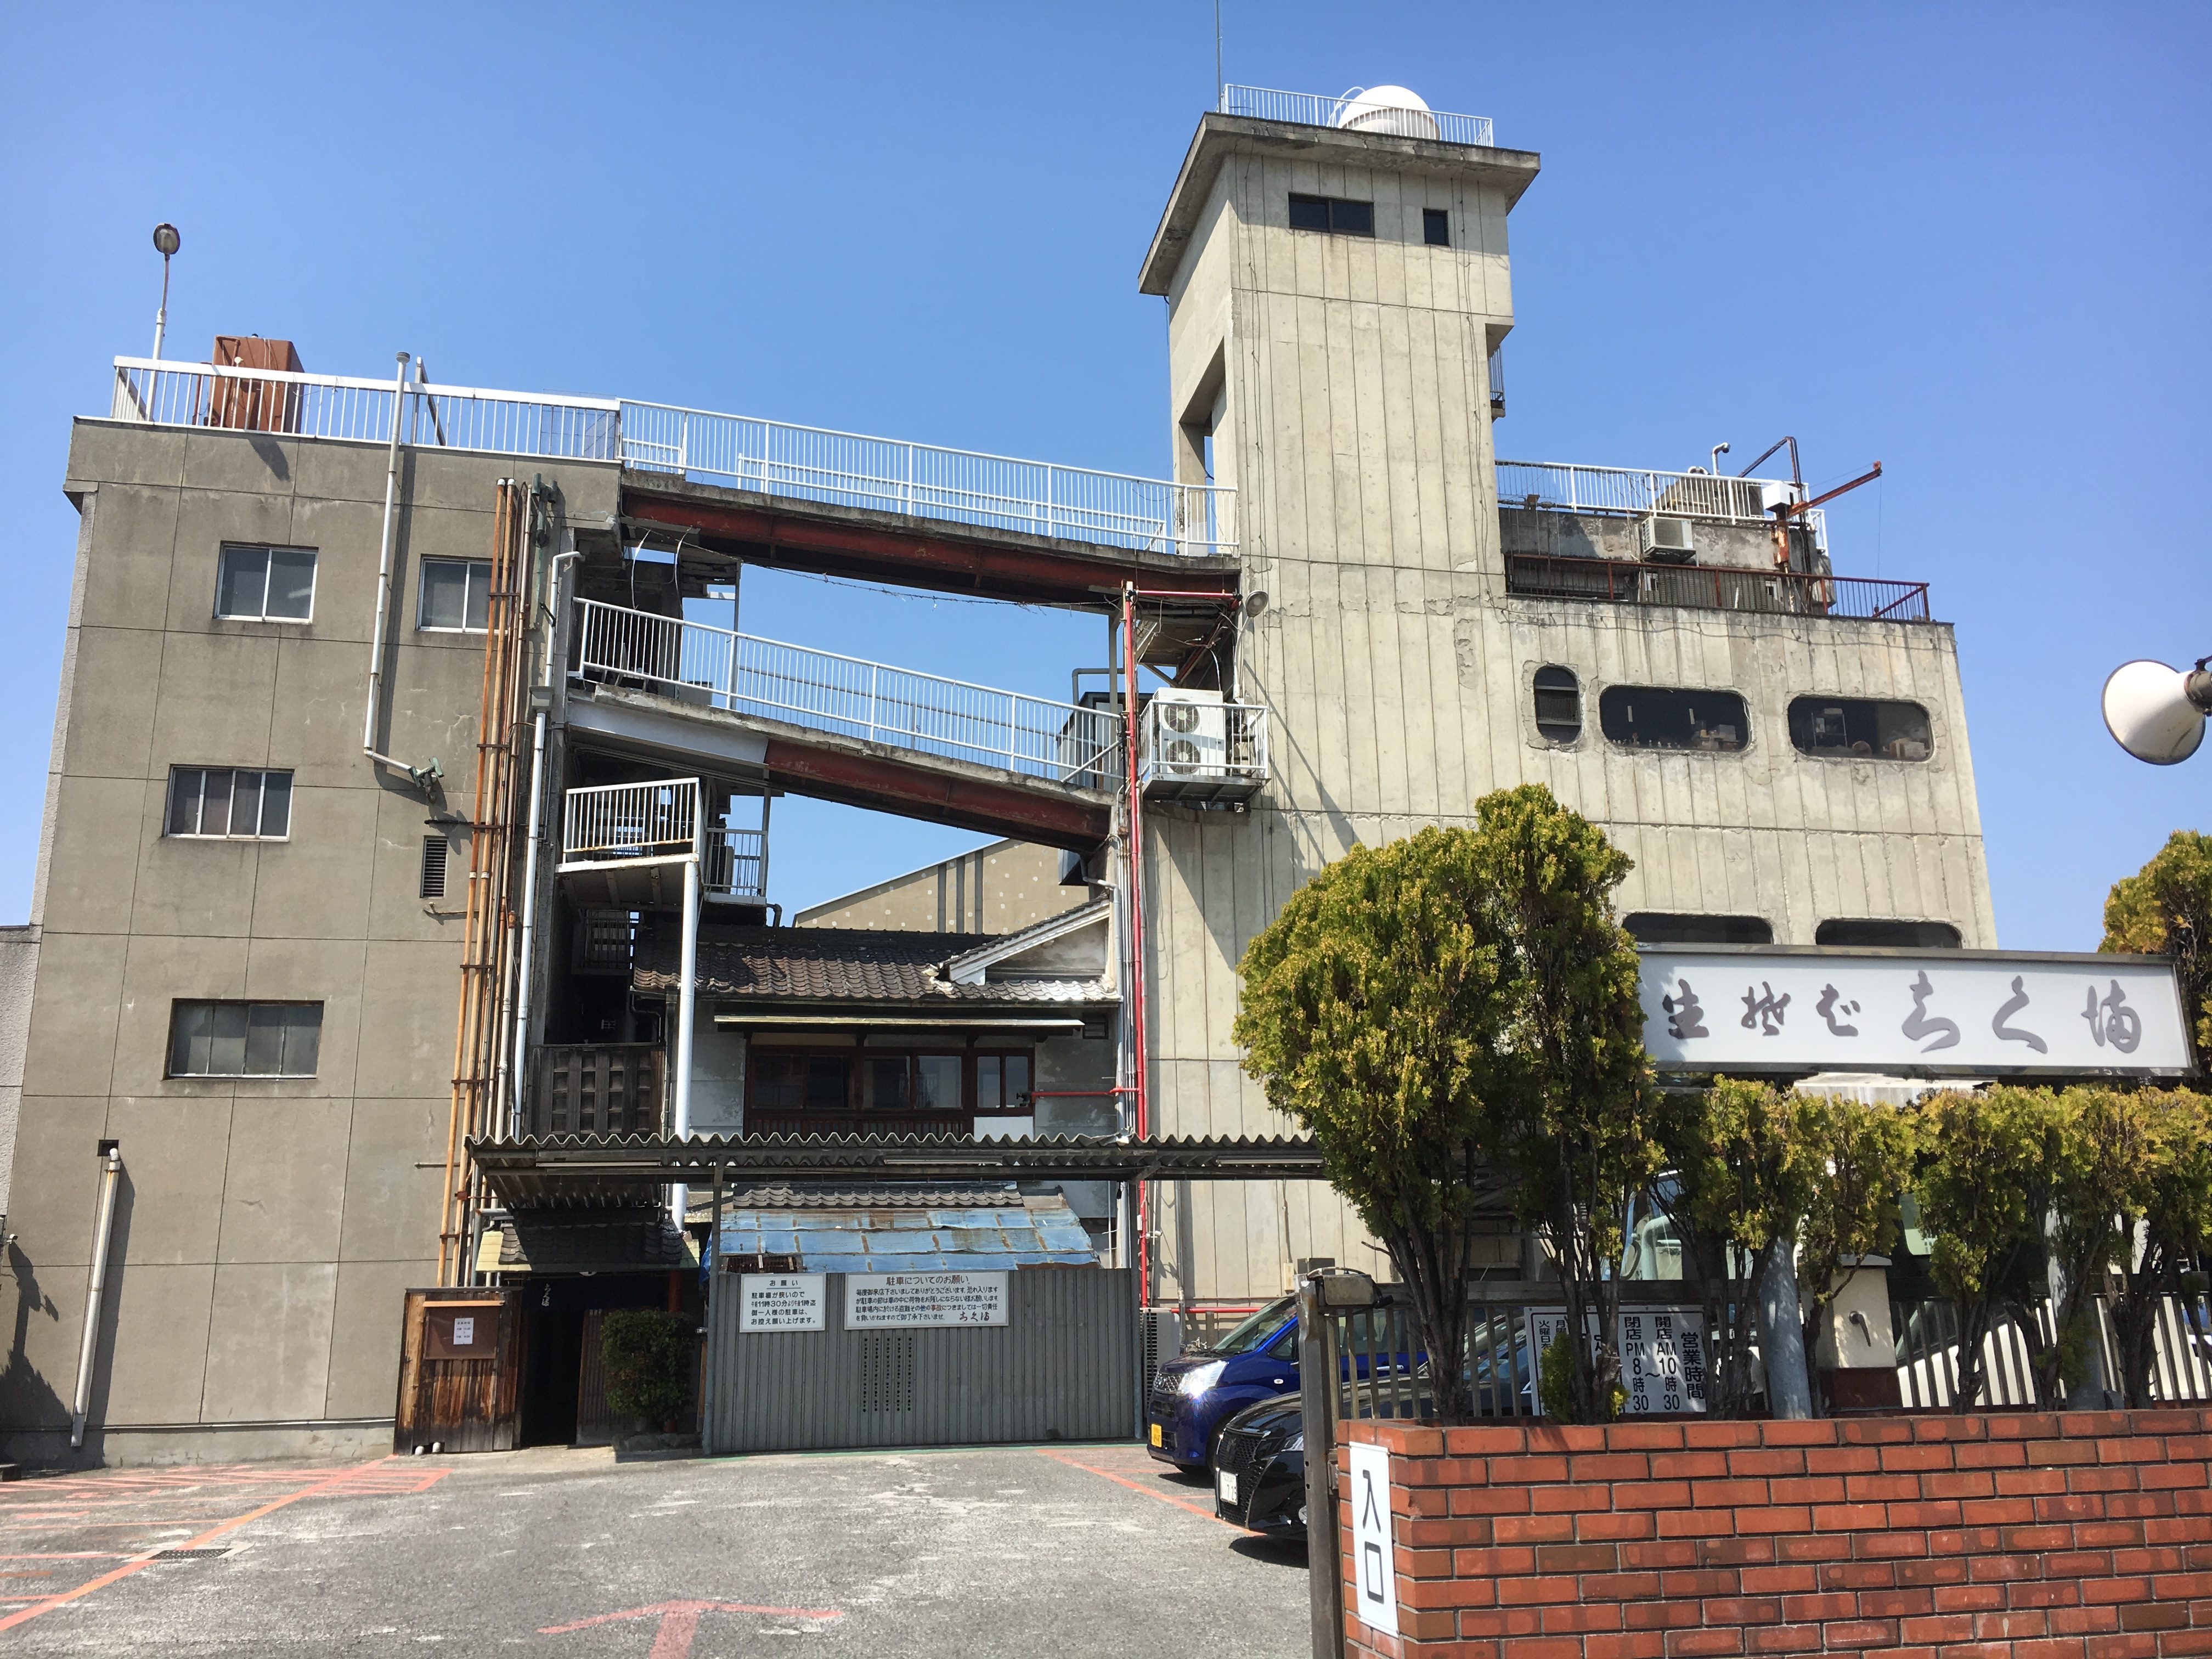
[600,1308,696,1429]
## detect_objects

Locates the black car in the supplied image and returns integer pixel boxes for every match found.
[1210,1392,1306,1537]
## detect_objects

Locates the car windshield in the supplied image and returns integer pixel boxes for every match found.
[1207,1295,1297,1355]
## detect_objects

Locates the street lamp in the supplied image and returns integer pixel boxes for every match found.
[150,223,180,361]
[2102,656,2212,765]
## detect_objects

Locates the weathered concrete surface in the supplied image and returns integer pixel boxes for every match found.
[0,1443,1307,1656]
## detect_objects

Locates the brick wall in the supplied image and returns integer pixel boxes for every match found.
[1339,1409,2212,1658]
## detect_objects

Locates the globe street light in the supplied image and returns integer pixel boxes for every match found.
[2103,656,2212,765]
[151,223,180,361]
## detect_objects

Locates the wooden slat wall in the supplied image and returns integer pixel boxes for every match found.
[393,1287,524,1453]
[531,1044,667,1137]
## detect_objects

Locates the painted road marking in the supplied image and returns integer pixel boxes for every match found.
[0,1457,450,1634]
[540,1600,844,1658]
[1033,1448,1238,1528]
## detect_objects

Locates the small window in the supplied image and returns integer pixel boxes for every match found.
[1625,913,1774,946]
[420,835,449,899]
[976,1052,1034,1114]
[753,1053,850,1112]
[1599,686,1750,753]
[215,545,316,622]
[1788,696,1933,761]
[1422,207,1449,247]
[168,1001,322,1078]
[1287,193,1374,236]
[418,558,493,632]
[1815,919,1963,950]
[1533,666,1582,743]
[166,768,292,838]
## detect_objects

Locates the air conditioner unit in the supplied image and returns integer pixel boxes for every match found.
[1758,480,1803,514]
[1641,516,1696,563]
[1149,689,1229,780]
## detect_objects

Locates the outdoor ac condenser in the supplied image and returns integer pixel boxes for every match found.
[1149,689,1229,780]
[1641,516,1696,563]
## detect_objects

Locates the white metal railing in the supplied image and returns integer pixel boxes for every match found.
[561,778,700,864]
[573,597,1122,788]
[103,356,1234,559]
[110,357,620,461]
[1136,697,1269,792]
[1220,84,1494,148]
[704,826,766,899]
[1497,459,1828,551]
[618,401,1234,557]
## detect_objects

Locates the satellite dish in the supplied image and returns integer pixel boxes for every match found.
[1334,84,1440,140]
[2102,658,2212,765]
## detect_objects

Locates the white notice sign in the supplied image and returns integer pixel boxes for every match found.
[740,1273,827,1333]
[844,1271,1008,1330]
[1347,1440,1398,1636]
[451,1316,476,1348]
[1619,1307,1709,1416]
[1640,949,2192,1076]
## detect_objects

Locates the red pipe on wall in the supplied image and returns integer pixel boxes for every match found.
[1120,584,1153,1304]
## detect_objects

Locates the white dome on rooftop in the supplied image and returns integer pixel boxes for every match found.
[1335,85,1440,140]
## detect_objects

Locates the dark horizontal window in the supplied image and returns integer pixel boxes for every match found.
[1815,919,1962,949]
[1788,697,1932,761]
[749,1049,1036,1117]
[166,768,292,838]
[1288,193,1374,236]
[1599,687,1750,753]
[168,1001,321,1078]
[1423,207,1449,246]
[1624,913,1774,946]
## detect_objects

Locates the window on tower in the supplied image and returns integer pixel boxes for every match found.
[1423,208,1449,246]
[1288,193,1374,236]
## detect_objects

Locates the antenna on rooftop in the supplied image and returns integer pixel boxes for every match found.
[150,223,180,362]
[1214,0,1223,111]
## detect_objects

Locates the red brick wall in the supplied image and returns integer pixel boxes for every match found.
[1339,1409,2212,1658]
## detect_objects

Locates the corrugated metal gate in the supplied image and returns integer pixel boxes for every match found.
[706,1269,1137,1453]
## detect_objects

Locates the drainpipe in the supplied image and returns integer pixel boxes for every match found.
[1119,586,1151,1303]
[510,550,580,1135]
[670,807,702,1224]
[363,353,432,780]
[70,1142,123,1451]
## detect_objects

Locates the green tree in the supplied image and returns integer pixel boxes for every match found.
[2102,830,2212,1070]
[1234,825,1513,1423]
[1795,1092,1917,1410]
[600,1308,697,1430]
[2107,1088,2212,1407]
[2044,1087,2157,1404]
[1465,786,1660,1425]
[1911,1086,2063,1411]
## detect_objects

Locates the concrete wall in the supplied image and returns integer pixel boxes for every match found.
[1,419,618,1464]
[0,926,38,1220]
[1141,123,1996,1302]
[794,838,1083,934]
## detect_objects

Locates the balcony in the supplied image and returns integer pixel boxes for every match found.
[1504,552,1932,624]
[556,777,767,911]
[1137,696,1269,803]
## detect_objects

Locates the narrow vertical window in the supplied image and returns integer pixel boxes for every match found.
[1532,666,1582,744]
[1423,208,1449,246]
[420,836,449,899]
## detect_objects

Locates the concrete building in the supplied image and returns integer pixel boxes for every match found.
[1,86,1989,1463]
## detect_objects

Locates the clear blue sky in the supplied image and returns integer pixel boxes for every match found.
[2,3,2205,943]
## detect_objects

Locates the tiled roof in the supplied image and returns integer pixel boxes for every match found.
[495,1209,695,1273]
[633,922,1113,1007]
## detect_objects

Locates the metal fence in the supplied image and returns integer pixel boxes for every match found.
[621,402,1234,557]
[1498,460,1810,531]
[1505,552,1933,624]
[110,357,620,460]
[1219,83,1494,148]
[573,597,1123,786]
[704,826,765,899]
[561,778,699,863]
[1893,1292,2212,1410]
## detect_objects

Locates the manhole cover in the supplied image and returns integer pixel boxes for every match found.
[152,1548,231,1560]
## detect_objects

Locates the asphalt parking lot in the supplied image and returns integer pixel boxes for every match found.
[0,1442,1309,1657]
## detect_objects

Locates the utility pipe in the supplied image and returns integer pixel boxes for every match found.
[1119,585,1151,1302]
[670,809,702,1224]
[70,1143,123,1451]
[509,550,582,1131]
[362,353,415,772]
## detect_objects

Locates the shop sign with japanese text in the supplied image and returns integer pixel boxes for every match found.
[1639,950,2192,1076]
[739,1273,826,1333]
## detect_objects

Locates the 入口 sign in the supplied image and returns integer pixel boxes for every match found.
[1639,949,2192,1076]
[844,1272,1008,1330]
[740,1273,826,1333]
[1347,1440,1397,1635]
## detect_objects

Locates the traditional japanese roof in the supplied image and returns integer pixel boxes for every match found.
[490,1207,696,1274]
[631,921,1115,1008]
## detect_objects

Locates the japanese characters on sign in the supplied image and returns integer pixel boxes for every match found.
[1347,1440,1398,1636]
[738,1273,827,1333]
[844,1271,1009,1330]
[1639,951,2191,1075]
[1528,1308,1708,1416]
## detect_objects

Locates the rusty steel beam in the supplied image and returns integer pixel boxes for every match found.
[622,481,1239,609]
[760,739,1111,850]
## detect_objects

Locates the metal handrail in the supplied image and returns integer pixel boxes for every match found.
[1503,552,1933,624]
[562,778,700,862]
[1220,84,1495,148]
[704,826,766,899]
[618,400,1234,557]
[573,597,1123,788]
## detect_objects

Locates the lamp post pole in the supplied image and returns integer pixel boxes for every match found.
[150,224,180,362]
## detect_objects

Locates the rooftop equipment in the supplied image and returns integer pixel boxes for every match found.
[1334,84,1439,140]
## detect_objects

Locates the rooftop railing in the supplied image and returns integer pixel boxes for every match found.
[573,597,1124,788]
[1504,552,1932,624]
[561,777,702,865]
[1220,84,1494,149]
[105,356,1233,558]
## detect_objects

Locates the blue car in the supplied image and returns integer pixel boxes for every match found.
[1146,1295,1300,1472]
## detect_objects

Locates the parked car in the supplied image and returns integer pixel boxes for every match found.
[1146,1296,1300,1472]
[1211,1392,1306,1536]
